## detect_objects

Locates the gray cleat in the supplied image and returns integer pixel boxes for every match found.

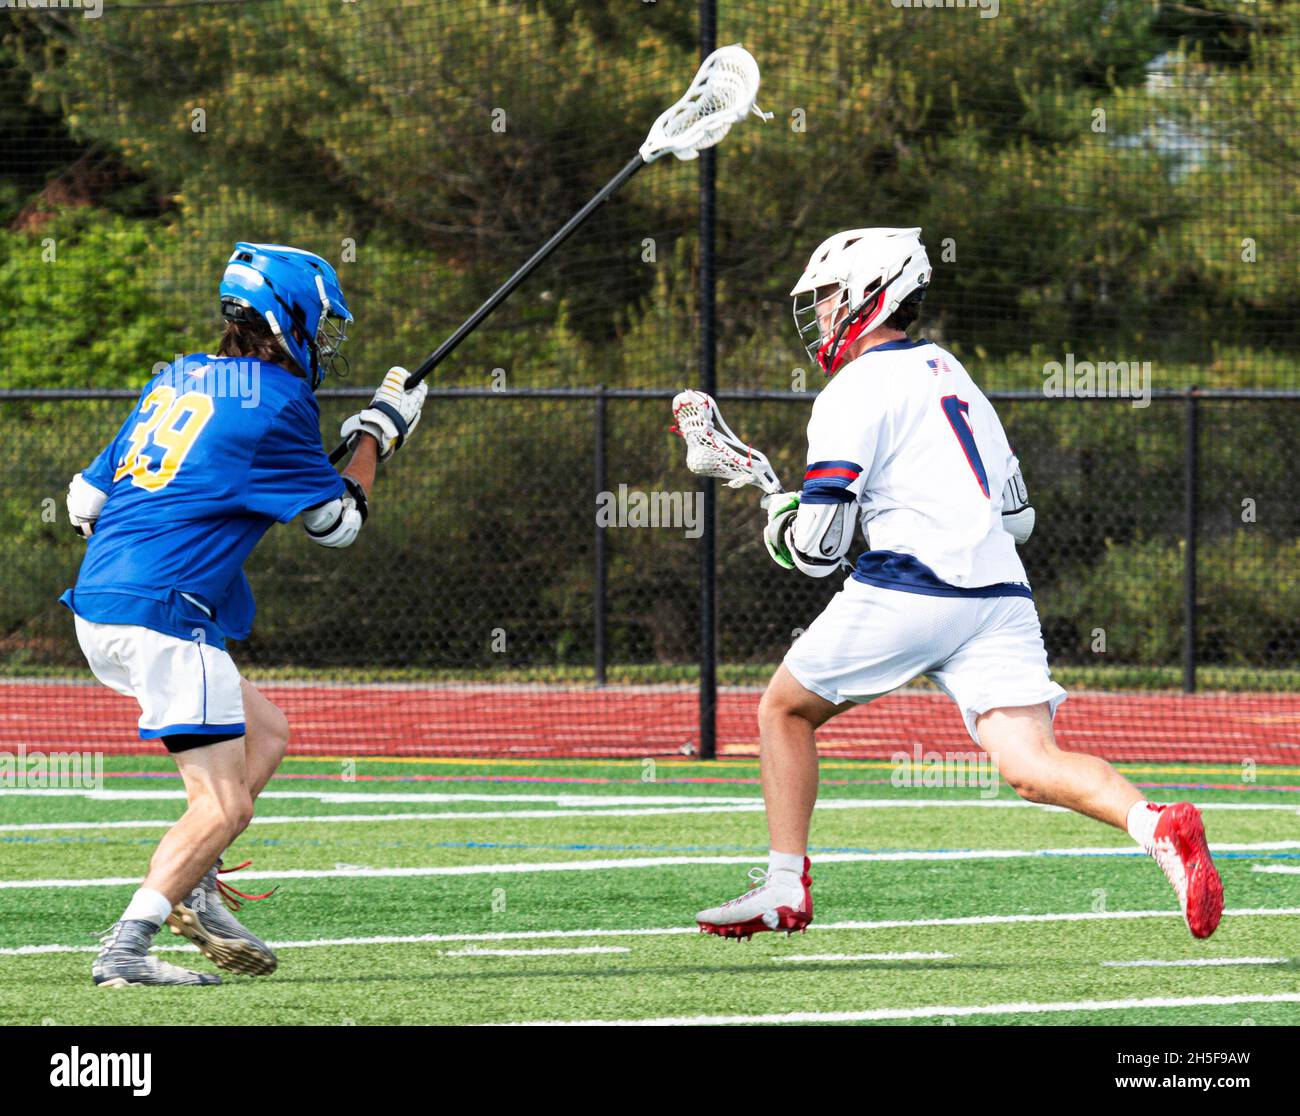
[166,860,278,976]
[93,919,221,987]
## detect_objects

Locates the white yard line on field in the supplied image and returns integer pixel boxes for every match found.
[2,798,1296,832]
[494,992,1300,1026]
[443,946,630,957]
[3,907,1299,958]
[1252,865,1300,875]
[3,842,1299,890]
[778,952,955,963]
[1101,958,1290,968]
[0,806,787,829]
[1,787,1294,814]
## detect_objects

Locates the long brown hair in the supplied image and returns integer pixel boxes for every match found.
[216,318,290,366]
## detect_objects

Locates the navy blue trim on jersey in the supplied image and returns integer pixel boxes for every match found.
[802,459,863,504]
[863,337,931,354]
[802,485,857,505]
[852,551,1033,599]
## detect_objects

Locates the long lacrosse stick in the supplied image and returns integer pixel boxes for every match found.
[671,390,782,494]
[329,44,771,463]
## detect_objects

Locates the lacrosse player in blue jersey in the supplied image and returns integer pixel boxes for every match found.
[62,243,427,986]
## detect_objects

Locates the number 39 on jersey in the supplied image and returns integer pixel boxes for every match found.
[112,385,216,493]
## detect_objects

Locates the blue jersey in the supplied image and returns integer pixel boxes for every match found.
[61,354,345,648]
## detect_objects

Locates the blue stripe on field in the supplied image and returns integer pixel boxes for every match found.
[2,834,1299,861]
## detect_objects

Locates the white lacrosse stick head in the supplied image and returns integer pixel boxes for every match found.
[672,389,782,494]
[639,44,772,163]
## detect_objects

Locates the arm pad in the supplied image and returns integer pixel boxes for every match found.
[1001,465,1035,544]
[788,500,855,578]
[67,472,109,538]
[303,476,368,548]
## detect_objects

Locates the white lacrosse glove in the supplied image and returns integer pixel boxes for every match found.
[762,491,801,570]
[1001,466,1035,545]
[67,472,108,539]
[341,366,427,463]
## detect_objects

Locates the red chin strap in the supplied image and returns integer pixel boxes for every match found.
[816,289,885,376]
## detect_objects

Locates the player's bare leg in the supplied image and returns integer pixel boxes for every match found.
[977,702,1224,938]
[759,665,849,853]
[145,738,254,901]
[976,704,1141,828]
[163,684,287,975]
[239,679,291,799]
[93,738,251,987]
[696,666,845,939]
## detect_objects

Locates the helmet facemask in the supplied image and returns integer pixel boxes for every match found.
[793,283,843,367]
[793,280,887,377]
[310,271,351,383]
[316,311,350,380]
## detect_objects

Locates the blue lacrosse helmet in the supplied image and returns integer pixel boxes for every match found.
[219,242,352,390]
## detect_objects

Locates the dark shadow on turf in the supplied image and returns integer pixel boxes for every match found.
[255,959,1015,986]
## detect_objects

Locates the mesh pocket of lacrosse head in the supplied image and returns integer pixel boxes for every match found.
[642,45,763,161]
[673,393,754,484]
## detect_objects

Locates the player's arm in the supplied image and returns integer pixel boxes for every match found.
[302,367,427,549]
[66,402,142,538]
[764,392,874,577]
[763,489,856,577]
[1001,458,1035,544]
[66,472,109,539]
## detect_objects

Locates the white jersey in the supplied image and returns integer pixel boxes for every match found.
[798,337,1028,591]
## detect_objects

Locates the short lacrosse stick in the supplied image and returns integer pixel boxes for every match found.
[672,390,782,494]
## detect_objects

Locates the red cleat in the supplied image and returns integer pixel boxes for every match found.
[1152,802,1224,939]
[695,858,813,941]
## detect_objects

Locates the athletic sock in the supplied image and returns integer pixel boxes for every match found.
[768,850,807,883]
[120,887,174,930]
[1126,800,1164,856]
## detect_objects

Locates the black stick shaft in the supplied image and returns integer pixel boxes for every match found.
[328,152,647,464]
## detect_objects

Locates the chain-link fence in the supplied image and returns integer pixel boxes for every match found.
[2,1,1297,762]
[3,385,1298,762]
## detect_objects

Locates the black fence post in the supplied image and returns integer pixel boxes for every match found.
[593,386,608,687]
[697,0,718,760]
[1183,386,1198,694]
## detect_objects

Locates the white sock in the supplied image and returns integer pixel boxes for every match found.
[768,850,806,881]
[1126,800,1163,855]
[120,887,174,928]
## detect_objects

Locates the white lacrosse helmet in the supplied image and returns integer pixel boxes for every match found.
[790,227,931,376]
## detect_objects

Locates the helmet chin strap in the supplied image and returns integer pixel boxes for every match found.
[816,288,885,376]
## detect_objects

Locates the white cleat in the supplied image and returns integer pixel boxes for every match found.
[696,859,813,941]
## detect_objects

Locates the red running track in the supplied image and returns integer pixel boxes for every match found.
[2,680,1298,764]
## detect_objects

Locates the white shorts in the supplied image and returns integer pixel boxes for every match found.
[783,580,1066,743]
[74,616,246,745]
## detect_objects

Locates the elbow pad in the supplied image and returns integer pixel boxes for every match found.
[67,472,109,538]
[789,500,854,578]
[1001,466,1035,544]
[303,476,368,548]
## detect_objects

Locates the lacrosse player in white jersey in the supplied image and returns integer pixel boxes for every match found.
[695,227,1224,941]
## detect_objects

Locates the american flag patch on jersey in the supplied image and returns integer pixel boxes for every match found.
[926,356,952,376]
